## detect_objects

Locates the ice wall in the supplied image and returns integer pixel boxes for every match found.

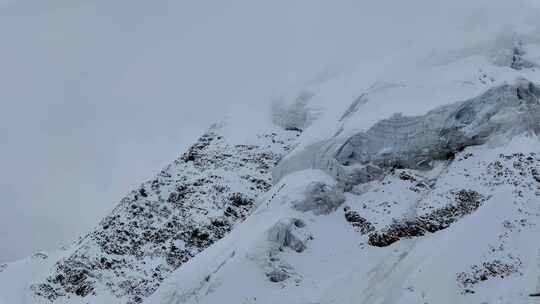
[274,81,540,188]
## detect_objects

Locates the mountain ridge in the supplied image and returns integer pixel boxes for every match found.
[3,23,540,304]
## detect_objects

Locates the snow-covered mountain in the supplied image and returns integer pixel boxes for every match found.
[3,2,540,304]
[0,124,299,304]
[149,84,540,304]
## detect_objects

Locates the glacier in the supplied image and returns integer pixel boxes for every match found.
[3,1,540,304]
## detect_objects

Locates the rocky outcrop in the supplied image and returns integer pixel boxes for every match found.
[368,190,487,247]
[457,257,522,294]
[342,187,488,247]
[343,206,375,235]
[32,127,299,304]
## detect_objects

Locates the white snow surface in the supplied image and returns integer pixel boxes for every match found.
[149,137,540,304]
[146,9,540,302]
[3,1,540,303]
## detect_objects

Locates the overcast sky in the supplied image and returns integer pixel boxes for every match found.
[1,0,539,263]
[0,0,380,263]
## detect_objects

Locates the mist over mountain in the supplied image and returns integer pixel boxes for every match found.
[2,1,540,303]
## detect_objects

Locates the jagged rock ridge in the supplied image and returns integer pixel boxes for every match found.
[31,126,300,303]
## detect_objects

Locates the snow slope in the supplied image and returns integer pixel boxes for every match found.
[150,136,540,304]
[3,1,540,304]
[146,16,540,304]
[0,251,64,304]
[0,124,299,304]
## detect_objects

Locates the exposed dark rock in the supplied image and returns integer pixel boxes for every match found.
[343,206,375,234]
[266,269,290,283]
[229,192,254,207]
[33,129,299,304]
[532,168,540,183]
[398,171,417,182]
[456,258,522,292]
[368,190,487,247]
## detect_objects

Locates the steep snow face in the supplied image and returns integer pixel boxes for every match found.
[336,81,540,164]
[332,81,540,184]
[270,28,540,189]
[274,81,540,187]
[147,32,540,303]
[3,2,540,304]
[148,135,540,304]
[0,125,299,304]
[272,29,540,158]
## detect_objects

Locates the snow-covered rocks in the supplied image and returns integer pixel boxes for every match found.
[343,206,375,234]
[30,126,299,304]
[7,77,540,304]
[4,11,540,304]
[368,189,488,247]
[457,258,523,294]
